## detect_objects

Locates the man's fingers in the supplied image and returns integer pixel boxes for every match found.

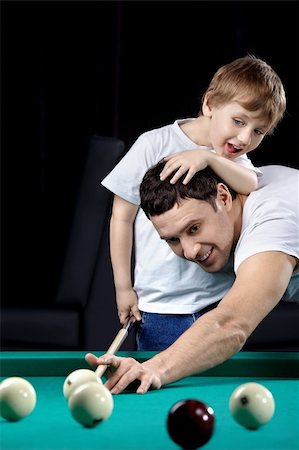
[101,357,149,394]
[85,353,121,370]
[85,353,99,367]
[85,353,161,395]
[104,358,140,393]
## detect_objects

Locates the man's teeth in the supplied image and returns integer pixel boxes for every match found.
[198,248,212,262]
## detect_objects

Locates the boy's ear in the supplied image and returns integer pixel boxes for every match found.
[202,91,213,117]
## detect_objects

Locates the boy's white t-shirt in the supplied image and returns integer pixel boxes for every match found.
[101,119,260,314]
[234,165,299,302]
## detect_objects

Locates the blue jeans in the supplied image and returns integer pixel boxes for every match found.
[136,311,202,351]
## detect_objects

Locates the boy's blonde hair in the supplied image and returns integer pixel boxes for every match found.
[202,55,286,133]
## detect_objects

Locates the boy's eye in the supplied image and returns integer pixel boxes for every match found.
[254,128,264,136]
[233,118,244,126]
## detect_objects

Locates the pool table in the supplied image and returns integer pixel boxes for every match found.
[1,351,298,450]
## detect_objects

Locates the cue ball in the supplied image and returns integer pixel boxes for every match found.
[0,377,37,421]
[167,399,215,449]
[63,369,102,399]
[68,382,114,427]
[229,382,275,429]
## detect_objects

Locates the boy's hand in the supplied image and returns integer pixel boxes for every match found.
[116,288,141,325]
[160,149,211,184]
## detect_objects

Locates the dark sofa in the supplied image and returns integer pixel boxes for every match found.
[1,135,135,351]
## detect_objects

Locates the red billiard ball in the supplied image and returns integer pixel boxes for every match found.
[167,399,215,449]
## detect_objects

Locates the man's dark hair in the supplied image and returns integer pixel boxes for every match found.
[140,161,237,218]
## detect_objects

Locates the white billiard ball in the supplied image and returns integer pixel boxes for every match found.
[68,382,114,427]
[229,382,275,429]
[0,377,37,421]
[63,369,102,399]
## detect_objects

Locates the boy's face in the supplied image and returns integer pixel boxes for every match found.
[203,100,271,159]
[150,187,235,273]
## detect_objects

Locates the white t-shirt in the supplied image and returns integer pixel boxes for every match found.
[234,165,299,302]
[101,119,259,314]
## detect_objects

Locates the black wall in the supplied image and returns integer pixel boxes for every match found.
[2,1,299,311]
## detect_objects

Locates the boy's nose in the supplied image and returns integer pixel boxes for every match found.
[237,129,251,147]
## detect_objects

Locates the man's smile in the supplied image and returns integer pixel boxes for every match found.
[196,247,213,263]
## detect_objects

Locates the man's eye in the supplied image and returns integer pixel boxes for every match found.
[190,225,199,234]
[166,237,179,244]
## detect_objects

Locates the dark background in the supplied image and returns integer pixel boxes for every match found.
[1,1,299,345]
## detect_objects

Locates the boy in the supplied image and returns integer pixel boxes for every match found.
[101,55,286,350]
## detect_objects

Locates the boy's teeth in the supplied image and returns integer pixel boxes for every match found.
[233,145,242,152]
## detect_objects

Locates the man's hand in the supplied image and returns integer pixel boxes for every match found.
[85,353,162,394]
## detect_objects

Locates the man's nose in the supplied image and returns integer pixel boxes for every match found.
[183,240,200,261]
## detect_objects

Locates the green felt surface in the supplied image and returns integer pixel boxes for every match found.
[1,352,299,450]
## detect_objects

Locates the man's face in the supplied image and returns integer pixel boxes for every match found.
[150,192,235,273]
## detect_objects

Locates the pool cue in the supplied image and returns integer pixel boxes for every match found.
[95,318,135,378]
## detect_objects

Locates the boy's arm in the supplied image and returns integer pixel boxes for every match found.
[161,149,258,194]
[207,153,258,194]
[110,195,141,324]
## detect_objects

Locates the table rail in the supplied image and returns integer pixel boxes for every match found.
[1,351,298,378]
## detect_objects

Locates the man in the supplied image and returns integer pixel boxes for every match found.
[86,163,299,394]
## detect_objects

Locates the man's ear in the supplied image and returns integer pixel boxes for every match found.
[202,91,213,117]
[217,183,233,210]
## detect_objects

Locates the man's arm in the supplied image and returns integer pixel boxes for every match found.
[86,251,296,393]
